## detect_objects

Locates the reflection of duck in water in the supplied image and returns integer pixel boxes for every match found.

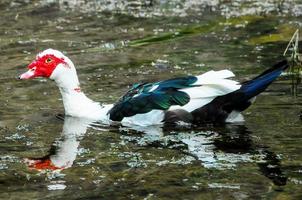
[24,116,287,186]
[23,115,287,186]
[19,49,289,127]
[24,116,93,171]
[213,125,287,186]
[121,124,287,186]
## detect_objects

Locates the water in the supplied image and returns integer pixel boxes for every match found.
[1,0,302,199]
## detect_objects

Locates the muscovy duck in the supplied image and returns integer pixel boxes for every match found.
[19,49,289,126]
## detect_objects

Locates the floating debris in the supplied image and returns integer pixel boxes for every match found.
[151,59,170,70]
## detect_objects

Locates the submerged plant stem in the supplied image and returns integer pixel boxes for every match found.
[283,29,302,96]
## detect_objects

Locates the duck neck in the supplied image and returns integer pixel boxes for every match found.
[57,83,113,122]
[50,64,112,121]
[57,84,98,117]
[53,75,101,119]
[58,84,83,97]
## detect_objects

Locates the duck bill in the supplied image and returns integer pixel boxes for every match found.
[19,69,35,79]
[19,61,38,79]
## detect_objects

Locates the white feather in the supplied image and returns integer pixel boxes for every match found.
[170,70,241,112]
[122,110,164,126]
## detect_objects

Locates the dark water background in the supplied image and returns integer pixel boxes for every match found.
[0,0,302,199]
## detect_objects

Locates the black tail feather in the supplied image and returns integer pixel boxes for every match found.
[247,59,289,81]
[240,59,289,99]
[191,59,289,124]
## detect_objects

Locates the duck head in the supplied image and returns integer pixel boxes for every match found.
[19,49,80,89]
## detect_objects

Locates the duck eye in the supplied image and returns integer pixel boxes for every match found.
[45,58,52,63]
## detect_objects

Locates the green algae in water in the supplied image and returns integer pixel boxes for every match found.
[129,15,263,47]
[247,24,298,45]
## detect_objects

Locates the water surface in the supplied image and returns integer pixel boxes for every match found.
[0,1,302,199]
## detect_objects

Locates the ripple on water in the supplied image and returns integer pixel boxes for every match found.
[51,0,302,18]
[208,183,241,189]
[1,0,302,199]
[47,183,67,191]
[5,133,26,141]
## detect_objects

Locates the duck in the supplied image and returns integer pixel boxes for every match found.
[24,116,92,171]
[19,49,289,127]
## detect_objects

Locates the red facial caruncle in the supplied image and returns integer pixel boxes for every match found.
[19,54,67,79]
[24,157,63,171]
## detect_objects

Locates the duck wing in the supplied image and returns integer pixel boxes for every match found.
[108,76,198,121]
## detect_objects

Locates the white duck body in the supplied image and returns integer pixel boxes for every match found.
[20,49,288,126]
[50,55,241,126]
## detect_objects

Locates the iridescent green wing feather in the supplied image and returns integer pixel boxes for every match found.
[108,76,197,121]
